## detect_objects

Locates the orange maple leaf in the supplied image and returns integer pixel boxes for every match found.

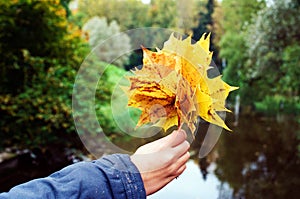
[124,33,238,134]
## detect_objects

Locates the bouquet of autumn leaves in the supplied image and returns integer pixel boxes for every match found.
[123,33,238,135]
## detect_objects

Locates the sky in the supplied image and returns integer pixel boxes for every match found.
[141,0,151,4]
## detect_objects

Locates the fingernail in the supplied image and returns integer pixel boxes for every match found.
[176,129,187,139]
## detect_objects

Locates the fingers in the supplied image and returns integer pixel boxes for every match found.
[165,156,188,184]
[135,129,187,154]
[161,129,187,148]
[170,129,187,147]
[178,151,190,166]
[172,163,187,179]
[167,151,190,176]
[172,140,190,159]
[157,138,189,168]
[132,139,190,196]
[176,163,187,176]
[149,162,188,195]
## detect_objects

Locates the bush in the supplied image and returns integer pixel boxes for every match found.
[0,0,140,150]
[0,56,76,148]
[82,16,131,68]
[72,56,140,141]
[254,96,300,116]
[0,0,89,150]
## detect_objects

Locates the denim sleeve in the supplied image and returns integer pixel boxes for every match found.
[0,154,146,199]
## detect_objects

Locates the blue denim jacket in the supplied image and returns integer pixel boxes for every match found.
[0,154,146,199]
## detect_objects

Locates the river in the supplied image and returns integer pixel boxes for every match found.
[149,115,300,199]
[1,115,299,198]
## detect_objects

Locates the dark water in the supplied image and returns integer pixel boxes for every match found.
[0,147,78,192]
[1,115,299,198]
[149,115,300,199]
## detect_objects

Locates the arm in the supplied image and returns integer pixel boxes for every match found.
[0,154,145,199]
[0,129,189,198]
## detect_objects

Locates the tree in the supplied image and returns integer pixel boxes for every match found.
[78,0,149,30]
[280,44,300,96]
[192,0,221,67]
[176,0,197,34]
[0,0,69,94]
[82,16,131,68]
[146,0,177,28]
[219,0,265,103]
[0,0,89,149]
[192,0,214,40]
[243,0,300,103]
[211,1,223,50]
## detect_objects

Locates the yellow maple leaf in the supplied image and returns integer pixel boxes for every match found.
[124,33,238,134]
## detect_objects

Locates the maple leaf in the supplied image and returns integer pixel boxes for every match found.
[124,33,238,134]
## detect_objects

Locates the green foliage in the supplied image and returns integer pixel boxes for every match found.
[82,16,131,68]
[220,32,247,86]
[0,54,80,148]
[221,0,265,32]
[0,0,89,149]
[221,0,300,110]
[245,0,300,100]
[177,0,197,34]
[254,96,300,116]
[78,0,149,30]
[147,0,177,28]
[280,44,300,96]
[0,0,86,94]
[0,0,60,93]
[78,0,184,30]
[192,0,221,66]
[0,0,67,59]
[78,0,180,71]
[72,56,139,141]
[96,62,127,134]
[219,0,266,103]
[192,0,214,40]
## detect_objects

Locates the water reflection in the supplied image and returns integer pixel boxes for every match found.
[149,161,233,199]
[1,115,298,198]
[149,115,300,199]
[215,116,300,199]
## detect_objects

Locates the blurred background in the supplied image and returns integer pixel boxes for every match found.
[0,0,299,198]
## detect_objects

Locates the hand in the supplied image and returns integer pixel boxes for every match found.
[130,129,190,195]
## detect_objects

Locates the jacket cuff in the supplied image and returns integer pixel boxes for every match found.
[95,154,146,199]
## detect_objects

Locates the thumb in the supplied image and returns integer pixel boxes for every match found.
[164,129,187,148]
